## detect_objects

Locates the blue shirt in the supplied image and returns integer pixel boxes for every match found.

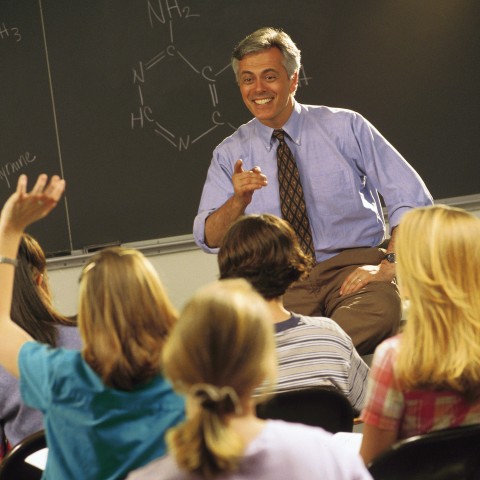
[194,102,433,262]
[0,325,81,448]
[19,342,185,480]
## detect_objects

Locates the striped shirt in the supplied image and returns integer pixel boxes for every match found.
[361,335,480,439]
[273,315,369,412]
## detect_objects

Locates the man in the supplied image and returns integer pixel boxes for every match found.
[218,213,369,413]
[193,27,432,354]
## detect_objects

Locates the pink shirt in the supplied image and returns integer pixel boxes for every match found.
[361,336,480,439]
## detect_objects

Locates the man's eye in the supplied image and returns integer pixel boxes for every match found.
[242,77,253,85]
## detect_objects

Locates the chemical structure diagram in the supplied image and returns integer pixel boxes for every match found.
[130,0,312,151]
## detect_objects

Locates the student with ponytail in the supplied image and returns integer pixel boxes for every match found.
[128,279,372,480]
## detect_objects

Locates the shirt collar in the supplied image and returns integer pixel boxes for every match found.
[255,100,303,152]
[274,313,302,333]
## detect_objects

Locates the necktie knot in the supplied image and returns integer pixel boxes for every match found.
[272,129,285,142]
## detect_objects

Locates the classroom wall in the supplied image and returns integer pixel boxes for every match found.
[47,197,480,317]
[48,246,219,317]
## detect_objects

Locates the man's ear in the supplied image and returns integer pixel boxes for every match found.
[290,71,299,95]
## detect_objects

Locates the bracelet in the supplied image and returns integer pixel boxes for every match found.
[0,256,18,267]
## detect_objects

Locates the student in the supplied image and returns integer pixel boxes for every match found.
[218,213,369,412]
[0,174,185,479]
[128,278,373,480]
[193,27,433,355]
[0,233,81,456]
[360,205,480,464]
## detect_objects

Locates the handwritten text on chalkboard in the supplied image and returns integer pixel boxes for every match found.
[0,21,21,42]
[0,152,37,189]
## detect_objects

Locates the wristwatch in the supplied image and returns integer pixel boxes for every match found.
[384,253,396,264]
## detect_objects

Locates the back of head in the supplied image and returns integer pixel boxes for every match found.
[231,27,301,82]
[11,234,74,346]
[78,247,177,390]
[396,205,480,397]
[218,214,313,299]
[163,278,276,478]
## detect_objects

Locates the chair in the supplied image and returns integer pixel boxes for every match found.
[0,430,46,480]
[367,423,480,480]
[256,386,354,433]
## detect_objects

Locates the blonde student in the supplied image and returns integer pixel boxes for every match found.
[360,205,480,464]
[0,174,185,479]
[128,279,372,480]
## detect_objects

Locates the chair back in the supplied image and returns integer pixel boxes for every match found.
[0,430,46,480]
[256,386,354,433]
[368,423,480,480]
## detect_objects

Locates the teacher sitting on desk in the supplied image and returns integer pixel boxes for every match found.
[193,27,433,355]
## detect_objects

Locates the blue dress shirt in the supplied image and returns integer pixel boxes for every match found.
[194,102,432,262]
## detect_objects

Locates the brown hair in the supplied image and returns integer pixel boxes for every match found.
[218,214,313,299]
[78,247,177,390]
[11,234,75,346]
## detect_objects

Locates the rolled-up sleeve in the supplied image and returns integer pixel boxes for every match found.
[193,149,236,253]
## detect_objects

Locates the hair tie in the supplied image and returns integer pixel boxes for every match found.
[189,383,242,415]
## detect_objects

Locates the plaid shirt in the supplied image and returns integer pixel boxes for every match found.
[360,335,480,439]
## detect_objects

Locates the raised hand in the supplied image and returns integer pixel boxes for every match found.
[0,174,66,233]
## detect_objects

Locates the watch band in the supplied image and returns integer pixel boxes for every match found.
[384,252,396,264]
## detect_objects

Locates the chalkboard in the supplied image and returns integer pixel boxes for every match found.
[1,0,479,256]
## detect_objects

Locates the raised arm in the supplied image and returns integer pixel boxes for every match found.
[204,159,268,247]
[0,174,65,377]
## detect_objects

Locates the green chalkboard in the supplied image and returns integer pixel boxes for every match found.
[1,0,479,255]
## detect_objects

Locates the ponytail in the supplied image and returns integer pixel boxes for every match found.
[167,384,244,478]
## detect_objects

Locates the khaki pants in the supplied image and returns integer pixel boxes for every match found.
[283,247,401,355]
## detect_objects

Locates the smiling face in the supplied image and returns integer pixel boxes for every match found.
[238,47,298,129]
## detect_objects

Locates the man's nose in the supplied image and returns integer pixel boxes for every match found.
[252,78,266,92]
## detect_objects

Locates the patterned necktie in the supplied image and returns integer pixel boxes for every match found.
[273,129,315,258]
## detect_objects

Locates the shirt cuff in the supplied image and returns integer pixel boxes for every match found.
[193,210,220,254]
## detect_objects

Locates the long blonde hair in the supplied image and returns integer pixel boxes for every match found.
[78,247,177,390]
[163,279,276,478]
[395,205,480,399]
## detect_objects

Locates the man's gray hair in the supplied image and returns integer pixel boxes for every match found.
[231,27,301,83]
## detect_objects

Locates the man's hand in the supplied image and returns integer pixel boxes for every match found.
[340,262,395,296]
[231,159,268,209]
[204,159,268,248]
